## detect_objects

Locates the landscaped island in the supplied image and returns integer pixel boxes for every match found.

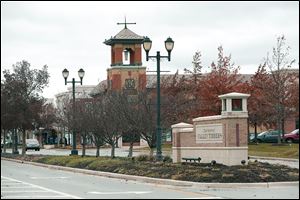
[2,154,298,183]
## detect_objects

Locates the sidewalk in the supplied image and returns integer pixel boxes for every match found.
[249,156,299,169]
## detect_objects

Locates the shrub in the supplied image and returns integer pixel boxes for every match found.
[163,155,173,163]
[135,154,155,162]
[66,157,96,168]
[37,156,72,166]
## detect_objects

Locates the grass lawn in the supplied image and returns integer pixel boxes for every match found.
[248,143,299,159]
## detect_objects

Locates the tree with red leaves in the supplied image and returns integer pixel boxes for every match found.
[200,46,248,116]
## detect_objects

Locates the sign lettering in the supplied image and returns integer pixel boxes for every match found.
[196,124,223,143]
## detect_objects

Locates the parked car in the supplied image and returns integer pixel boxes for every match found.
[25,139,40,151]
[250,130,283,143]
[283,129,299,143]
[1,139,12,148]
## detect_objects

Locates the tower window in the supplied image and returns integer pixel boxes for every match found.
[232,99,242,111]
[123,49,130,65]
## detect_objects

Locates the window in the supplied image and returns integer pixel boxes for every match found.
[125,79,135,89]
[232,99,242,111]
[223,99,227,111]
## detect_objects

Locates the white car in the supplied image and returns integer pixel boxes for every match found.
[25,139,40,151]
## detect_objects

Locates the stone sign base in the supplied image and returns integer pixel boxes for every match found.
[171,93,251,166]
[173,146,248,166]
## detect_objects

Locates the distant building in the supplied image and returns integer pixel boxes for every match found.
[55,85,96,111]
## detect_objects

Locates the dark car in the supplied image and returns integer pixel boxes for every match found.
[25,139,40,151]
[250,130,283,143]
[283,129,299,143]
[1,139,12,148]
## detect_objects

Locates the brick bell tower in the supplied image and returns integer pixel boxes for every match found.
[104,19,146,94]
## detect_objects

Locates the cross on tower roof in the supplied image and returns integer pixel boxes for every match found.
[117,17,136,29]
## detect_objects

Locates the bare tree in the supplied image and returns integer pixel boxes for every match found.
[265,35,297,138]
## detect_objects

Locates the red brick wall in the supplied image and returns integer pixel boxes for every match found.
[112,74,121,90]
[130,50,135,64]
[138,73,146,90]
[111,47,115,64]
[113,47,123,64]
[134,47,142,64]
[174,118,249,148]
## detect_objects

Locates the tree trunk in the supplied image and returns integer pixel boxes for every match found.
[82,135,86,157]
[128,142,134,158]
[149,147,154,157]
[281,118,285,137]
[12,129,19,154]
[3,129,7,153]
[96,146,100,157]
[22,129,26,156]
[82,144,86,157]
[111,143,115,158]
[254,121,257,143]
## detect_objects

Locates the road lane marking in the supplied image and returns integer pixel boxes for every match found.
[2,191,50,193]
[1,180,22,182]
[176,197,223,199]
[1,176,82,199]
[2,195,69,199]
[1,186,34,189]
[88,191,152,195]
[30,177,69,180]
[1,182,25,185]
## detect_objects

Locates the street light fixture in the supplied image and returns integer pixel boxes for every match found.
[142,36,174,161]
[62,68,85,155]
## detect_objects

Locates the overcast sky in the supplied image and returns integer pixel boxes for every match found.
[1,1,299,99]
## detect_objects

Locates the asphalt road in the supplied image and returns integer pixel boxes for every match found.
[1,160,220,199]
[1,159,299,199]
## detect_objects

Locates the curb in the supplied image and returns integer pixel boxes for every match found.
[249,156,299,162]
[1,157,299,189]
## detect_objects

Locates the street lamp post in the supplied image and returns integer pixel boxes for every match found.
[143,36,174,161]
[62,68,85,155]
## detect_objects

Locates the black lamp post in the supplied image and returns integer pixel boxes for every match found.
[62,68,85,155]
[143,36,174,161]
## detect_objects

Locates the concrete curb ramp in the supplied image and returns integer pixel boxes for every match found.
[2,157,299,189]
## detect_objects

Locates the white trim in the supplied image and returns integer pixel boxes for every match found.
[218,92,250,99]
[193,115,222,122]
[176,128,194,133]
[171,122,193,128]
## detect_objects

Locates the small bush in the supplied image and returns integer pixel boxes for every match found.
[135,154,155,162]
[66,157,96,168]
[163,155,173,163]
[37,156,72,166]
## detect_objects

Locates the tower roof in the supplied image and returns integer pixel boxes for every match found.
[104,27,144,45]
[114,28,144,39]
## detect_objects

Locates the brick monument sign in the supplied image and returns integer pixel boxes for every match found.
[171,92,250,166]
